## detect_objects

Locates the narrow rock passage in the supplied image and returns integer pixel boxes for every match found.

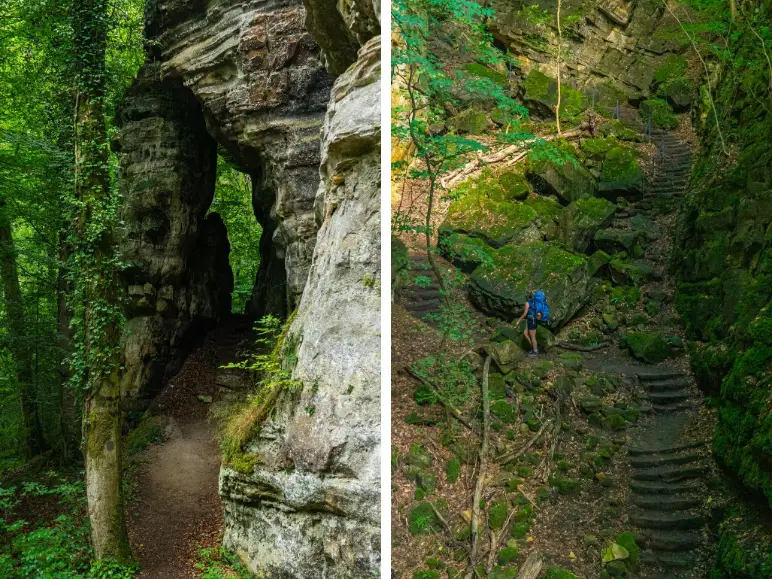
[127,318,253,578]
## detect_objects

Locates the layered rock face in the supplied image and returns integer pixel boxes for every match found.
[117,0,381,573]
[491,0,685,111]
[219,6,382,576]
[115,66,233,406]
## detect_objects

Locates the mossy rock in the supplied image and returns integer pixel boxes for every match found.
[597,120,641,142]
[523,69,587,120]
[446,458,461,484]
[125,414,166,453]
[469,242,592,326]
[405,444,434,469]
[497,545,519,565]
[412,571,440,579]
[489,567,518,579]
[484,341,527,373]
[549,473,579,494]
[598,146,645,200]
[408,502,443,535]
[608,259,656,285]
[622,332,672,363]
[589,250,612,276]
[491,399,518,424]
[488,501,509,530]
[499,171,531,201]
[594,229,646,255]
[523,195,563,238]
[654,54,692,111]
[517,324,556,352]
[639,99,678,130]
[558,197,617,252]
[440,177,540,247]
[465,63,509,87]
[455,109,491,134]
[439,233,494,273]
[526,148,597,204]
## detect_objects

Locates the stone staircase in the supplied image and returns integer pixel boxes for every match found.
[399,251,443,320]
[628,368,710,577]
[651,129,692,203]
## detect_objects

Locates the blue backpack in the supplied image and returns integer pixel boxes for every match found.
[528,290,551,323]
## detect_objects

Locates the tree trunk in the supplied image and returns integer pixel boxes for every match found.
[0,199,46,458]
[73,0,132,563]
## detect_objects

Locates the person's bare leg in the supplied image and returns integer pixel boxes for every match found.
[523,328,530,348]
[529,329,538,352]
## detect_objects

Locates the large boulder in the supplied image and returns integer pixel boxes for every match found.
[522,69,588,120]
[439,175,541,247]
[526,150,597,204]
[469,242,593,326]
[597,146,646,200]
[439,233,494,273]
[557,197,617,253]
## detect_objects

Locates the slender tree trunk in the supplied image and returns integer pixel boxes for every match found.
[0,199,47,458]
[555,0,562,136]
[73,0,132,562]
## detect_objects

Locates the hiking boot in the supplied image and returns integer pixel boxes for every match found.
[528,350,538,357]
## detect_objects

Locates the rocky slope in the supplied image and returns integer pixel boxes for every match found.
[116,0,381,575]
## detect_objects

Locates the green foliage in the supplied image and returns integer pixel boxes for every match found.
[216,314,302,460]
[544,568,580,579]
[410,354,477,409]
[408,501,442,535]
[615,532,640,567]
[124,416,164,453]
[194,546,251,579]
[639,99,678,129]
[209,156,262,313]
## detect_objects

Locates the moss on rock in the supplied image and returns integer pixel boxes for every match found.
[598,146,645,200]
[558,197,617,252]
[622,332,671,363]
[469,242,592,326]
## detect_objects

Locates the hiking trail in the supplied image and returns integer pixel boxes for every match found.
[126,317,252,578]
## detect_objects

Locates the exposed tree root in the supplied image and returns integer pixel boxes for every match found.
[468,356,492,578]
[496,419,553,464]
[406,368,480,435]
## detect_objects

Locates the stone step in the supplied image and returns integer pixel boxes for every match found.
[637,369,685,381]
[642,551,694,569]
[633,495,702,511]
[632,465,707,482]
[630,452,702,469]
[405,301,441,314]
[652,401,697,413]
[631,510,704,530]
[629,440,708,456]
[631,480,700,495]
[402,287,442,299]
[639,530,700,552]
[648,390,692,403]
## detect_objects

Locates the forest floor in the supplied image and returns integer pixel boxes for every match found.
[391,115,729,578]
[126,320,251,578]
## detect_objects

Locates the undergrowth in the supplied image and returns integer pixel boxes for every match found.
[0,471,138,578]
[194,545,251,579]
[214,313,302,462]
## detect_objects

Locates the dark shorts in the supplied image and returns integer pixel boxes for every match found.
[527,317,539,330]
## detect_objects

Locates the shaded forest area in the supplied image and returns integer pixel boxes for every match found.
[0,0,260,575]
[391,0,770,576]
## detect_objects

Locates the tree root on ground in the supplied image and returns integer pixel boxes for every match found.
[556,341,611,352]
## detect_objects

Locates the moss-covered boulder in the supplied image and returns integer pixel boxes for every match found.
[469,242,592,326]
[465,63,509,87]
[439,174,540,247]
[455,109,491,134]
[558,197,617,252]
[622,332,672,363]
[526,151,597,204]
[439,233,494,273]
[608,259,656,285]
[640,98,678,129]
[499,171,531,201]
[594,229,646,256]
[523,69,587,120]
[598,146,645,200]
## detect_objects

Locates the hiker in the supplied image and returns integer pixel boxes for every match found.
[515,290,550,357]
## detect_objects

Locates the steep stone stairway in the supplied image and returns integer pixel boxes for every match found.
[400,251,443,320]
[651,129,692,206]
[629,369,710,576]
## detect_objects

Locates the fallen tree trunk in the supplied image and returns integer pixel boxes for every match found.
[516,552,543,579]
[441,128,586,189]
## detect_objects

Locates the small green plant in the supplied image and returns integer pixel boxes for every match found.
[216,313,303,461]
[194,546,252,579]
[411,354,478,409]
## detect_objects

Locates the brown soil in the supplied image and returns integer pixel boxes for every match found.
[125,326,242,578]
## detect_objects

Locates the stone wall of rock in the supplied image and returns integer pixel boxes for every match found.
[219,11,382,579]
[491,0,686,111]
[115,64,233,407]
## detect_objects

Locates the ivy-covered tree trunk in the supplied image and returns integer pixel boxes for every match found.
[0,198,46,458]
[72,0,132,563]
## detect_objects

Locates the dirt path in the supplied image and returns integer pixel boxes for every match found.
[126,318,252,578]
[128,420,223,579]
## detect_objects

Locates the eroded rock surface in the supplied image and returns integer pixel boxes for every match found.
[220,34,381,578]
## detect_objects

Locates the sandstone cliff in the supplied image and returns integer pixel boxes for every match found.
[115,0,381,574]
